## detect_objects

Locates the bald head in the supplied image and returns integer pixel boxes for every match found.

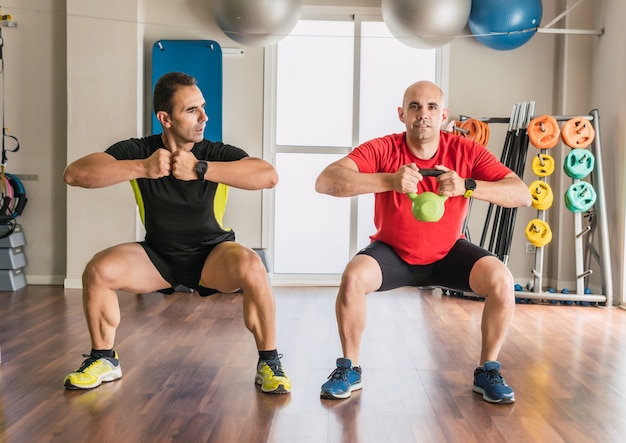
[398,80,449,150]
[402,81,446,109]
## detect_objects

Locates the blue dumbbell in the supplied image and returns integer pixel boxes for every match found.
[514,284,523,303]
[560,288,574,305]
[581,287,594,306]
[547,287,558,304]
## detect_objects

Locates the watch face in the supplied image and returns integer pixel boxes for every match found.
[196,161,207,179]
[465,178,476,190]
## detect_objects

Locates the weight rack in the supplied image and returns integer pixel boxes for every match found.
[461,109,612,306]
[522,109,612,306]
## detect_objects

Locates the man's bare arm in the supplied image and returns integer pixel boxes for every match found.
[316,158,433,197]
[470,173,532,208]
[63,151,172,188]
[201,157,278,190]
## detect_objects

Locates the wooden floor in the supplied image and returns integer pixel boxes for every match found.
[1,285,625,443]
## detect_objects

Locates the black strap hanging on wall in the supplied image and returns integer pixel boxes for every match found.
[0,22,25,234]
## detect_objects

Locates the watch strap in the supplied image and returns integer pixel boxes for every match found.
[463,178,476,199]
[195,161,208,181]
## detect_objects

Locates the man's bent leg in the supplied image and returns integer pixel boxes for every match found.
[469,255,516,403]
[65,243,170,389]
[336,254,382,366]
[321,254,382,399]
[200,242,290,393]
[201,242,277,350]
[82,243,171,350]
[468,255,515,364]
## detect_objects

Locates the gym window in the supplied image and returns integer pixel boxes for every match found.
[264,6,446,284]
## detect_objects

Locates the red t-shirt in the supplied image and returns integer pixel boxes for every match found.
[348,131,512,264]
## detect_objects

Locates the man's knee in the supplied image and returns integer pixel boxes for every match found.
[471,257,514,297]
[340,261,381,297]
[82,254,115,287]
[240,246,266,272]
[221,245,268,281]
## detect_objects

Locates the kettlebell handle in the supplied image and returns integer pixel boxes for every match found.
[419,169,444,177]
[406,169,444,200]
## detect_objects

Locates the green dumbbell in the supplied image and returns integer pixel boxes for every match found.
[564,182,597,213]
[564,149,595,179]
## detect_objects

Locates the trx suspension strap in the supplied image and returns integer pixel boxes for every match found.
[0,23,23,235]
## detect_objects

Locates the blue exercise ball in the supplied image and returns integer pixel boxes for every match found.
[468,0,542,51]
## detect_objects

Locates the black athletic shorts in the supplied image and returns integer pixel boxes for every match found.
[139,240,232,296]
[357,239,494,292]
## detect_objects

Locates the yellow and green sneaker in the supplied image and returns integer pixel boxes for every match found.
[255,354,291,394]
[64,351,122,390]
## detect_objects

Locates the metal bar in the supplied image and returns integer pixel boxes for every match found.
[531,143,552,293]
[452,126,470,134]
[473,114,595,124]
[513,290,606,303]
[536,28,604,35]
[574,202,586,295]
[589,109,614,306]
[502,102,533,264]
[480,104,518,250]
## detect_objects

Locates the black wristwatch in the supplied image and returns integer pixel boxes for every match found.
[195,161,208,181]
[464,178,476,198]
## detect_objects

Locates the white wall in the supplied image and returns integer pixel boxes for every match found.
[65,0,143,288]
[1,1,622,305]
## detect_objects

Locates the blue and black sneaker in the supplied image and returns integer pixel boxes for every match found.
[320,357,362,399]
[473,361,515,404]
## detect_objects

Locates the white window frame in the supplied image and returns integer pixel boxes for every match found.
[262,5,449,285]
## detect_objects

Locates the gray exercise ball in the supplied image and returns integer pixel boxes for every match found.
[382,0,472,49]
[210,0,302,47]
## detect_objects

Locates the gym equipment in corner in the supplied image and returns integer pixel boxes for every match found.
[561,116,595,149]
[528,114,560,149]
[522,110,610,306]
[563,148,595,179]
[531,153,556,177]
[529,180,554,211]
[564,181,597,213]
[461,108,611,306]
[0,15,27,291]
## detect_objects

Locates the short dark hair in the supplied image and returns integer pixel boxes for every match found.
[153,72,197,115]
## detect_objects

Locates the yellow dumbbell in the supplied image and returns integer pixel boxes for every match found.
[525,219,552,247]
[529,180,554,211]
[531,153,555,177]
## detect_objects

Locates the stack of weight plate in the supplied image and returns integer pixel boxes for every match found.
[0,223,27,290]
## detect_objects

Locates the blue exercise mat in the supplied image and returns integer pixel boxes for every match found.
[151,40,222,141]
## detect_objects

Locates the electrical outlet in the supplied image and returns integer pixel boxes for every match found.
[525,243,536,254]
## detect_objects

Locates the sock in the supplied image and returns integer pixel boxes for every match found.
[91,348,115,359]
[258,349,278,361]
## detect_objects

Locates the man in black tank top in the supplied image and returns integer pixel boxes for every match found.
[62,72,290,394]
